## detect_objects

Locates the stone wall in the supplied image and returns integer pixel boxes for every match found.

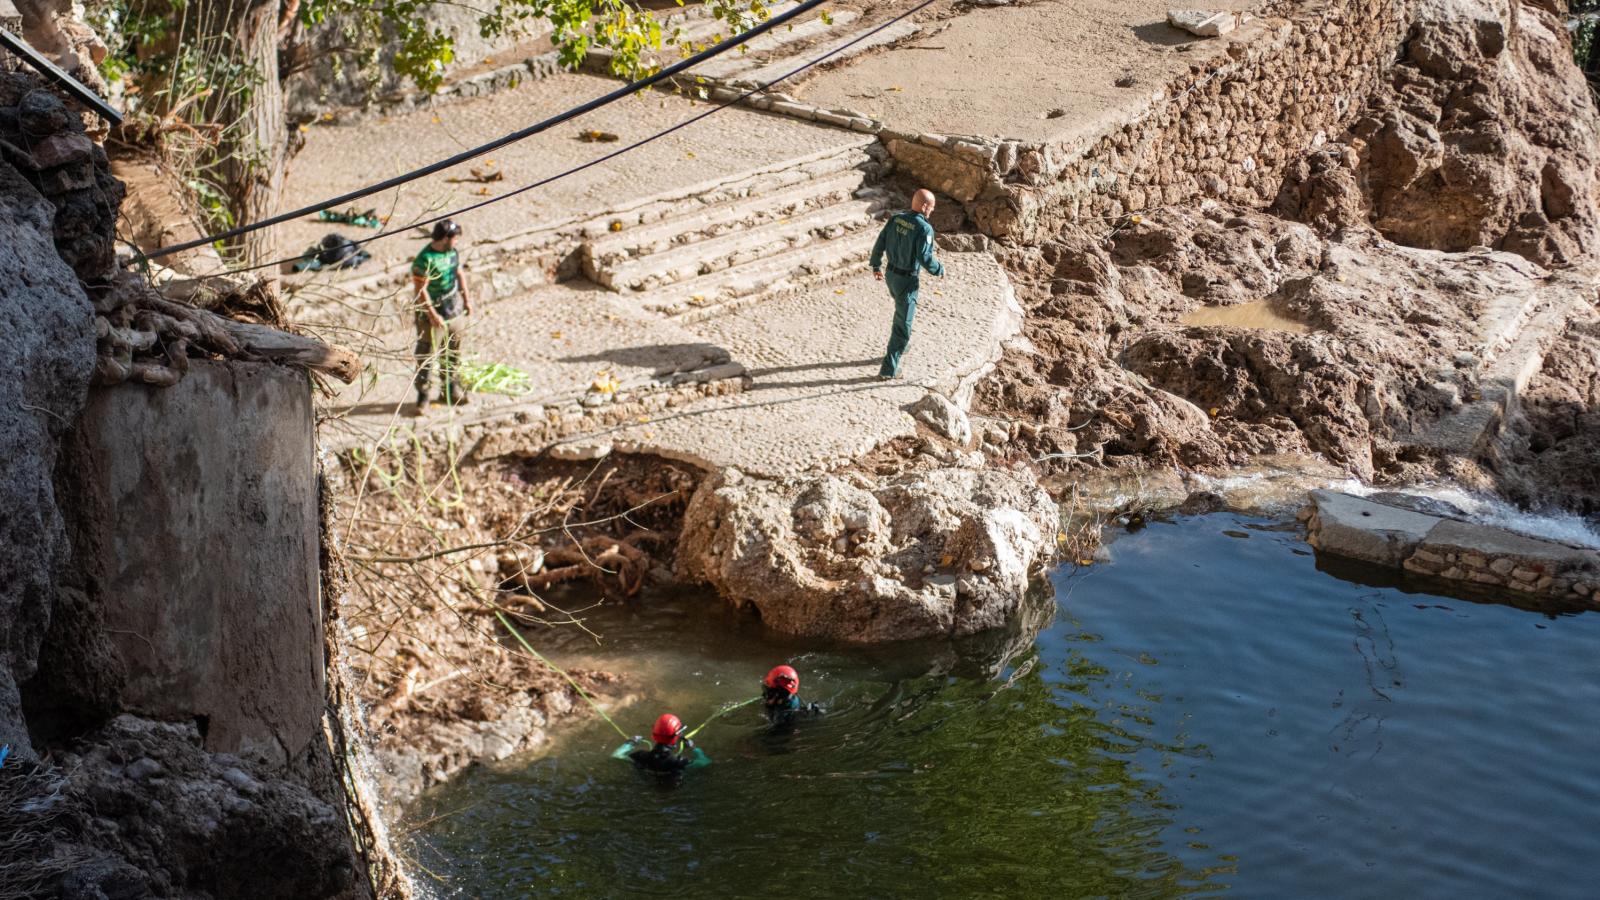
[879,0,1416,241]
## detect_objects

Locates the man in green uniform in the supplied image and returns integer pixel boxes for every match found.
[869,189,945,379]
[410,219,473,413]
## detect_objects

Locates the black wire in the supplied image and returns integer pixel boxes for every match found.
[143,0,829,261]
[206,0,938,279]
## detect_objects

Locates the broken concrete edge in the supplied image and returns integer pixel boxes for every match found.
[1168,9,1256,38]
[1403,276,1595,457]
[943,269,1024,410]
[322,362,748,458]
[1302,490,1600,605]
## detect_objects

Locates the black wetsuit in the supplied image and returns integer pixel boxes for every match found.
[619,740,709,773]
[763,687,824,726]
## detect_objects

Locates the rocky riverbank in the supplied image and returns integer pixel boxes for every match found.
[322,0,1600,812]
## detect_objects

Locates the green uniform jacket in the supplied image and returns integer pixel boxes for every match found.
[870,211,944,279]
[411,245,462,317]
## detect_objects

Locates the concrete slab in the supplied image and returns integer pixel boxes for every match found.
[1305,488,1442,567]
[790,0,1264,142]
[1418,519,1598,571]
[70,361,324,767]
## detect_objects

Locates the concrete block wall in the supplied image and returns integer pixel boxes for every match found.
[62,360,326,768]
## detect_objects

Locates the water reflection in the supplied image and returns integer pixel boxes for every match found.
[411,582,1215,898]
[413,515,1600,899]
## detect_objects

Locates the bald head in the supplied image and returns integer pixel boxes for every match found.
[911,189,937,215]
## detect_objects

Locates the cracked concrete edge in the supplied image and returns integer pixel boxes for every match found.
[939,256,1022,412]
[1407,273,1597,456]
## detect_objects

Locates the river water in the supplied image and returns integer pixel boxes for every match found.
[412,513,1600,898]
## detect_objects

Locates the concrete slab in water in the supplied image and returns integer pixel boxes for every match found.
[1305,489,1442,568]
[1418,519,1597,572]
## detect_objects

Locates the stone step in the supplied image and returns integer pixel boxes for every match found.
[732,18,923,88]
[643,228,878,318]
[693,9,861,80]
[599,198,883,292]
[584,168,876,270]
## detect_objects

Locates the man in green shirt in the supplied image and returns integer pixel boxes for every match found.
[410,219,473,412]
[869,188,945,379]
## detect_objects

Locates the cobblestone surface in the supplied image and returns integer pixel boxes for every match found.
[324,253,1016,476]
[554,252,1017,475]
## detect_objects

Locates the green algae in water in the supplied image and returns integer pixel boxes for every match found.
[411,515,1600,898]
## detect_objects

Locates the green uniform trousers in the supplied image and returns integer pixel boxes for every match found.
[880,272,919,377]
[414,311,466,402]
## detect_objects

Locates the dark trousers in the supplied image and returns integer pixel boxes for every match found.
[413,312,465,401]
[879,272,919,377]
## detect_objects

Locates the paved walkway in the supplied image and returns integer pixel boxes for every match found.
[322,253,1018,476]
[791,0,1263,143]
[572,252,1017,475]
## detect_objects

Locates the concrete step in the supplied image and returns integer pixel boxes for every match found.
[565,142,875,243]
[642,228,877,318]
[693,8,861,80]
[584,168,876,270]
[734,19,921,87]
[1405,289,1581,455]
[600,198,883,292]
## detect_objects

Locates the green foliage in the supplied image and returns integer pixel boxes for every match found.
[296,0,771,91]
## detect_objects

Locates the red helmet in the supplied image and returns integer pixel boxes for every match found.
[651,713,684,746]
[764,665,800,694]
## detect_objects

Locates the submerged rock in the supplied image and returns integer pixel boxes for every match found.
[679,466,1058,642]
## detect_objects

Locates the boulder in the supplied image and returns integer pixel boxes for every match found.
[679,466,1058,642]
[910,392,973,445]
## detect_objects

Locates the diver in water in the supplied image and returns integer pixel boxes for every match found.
[613,714,710,774]
[762,665,824,726]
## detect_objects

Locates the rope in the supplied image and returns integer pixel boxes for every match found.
[142,0,828,262]
[185,0,942,278]
[684,696,761,740]
[494,606,761,746]
[492,607,632,742]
